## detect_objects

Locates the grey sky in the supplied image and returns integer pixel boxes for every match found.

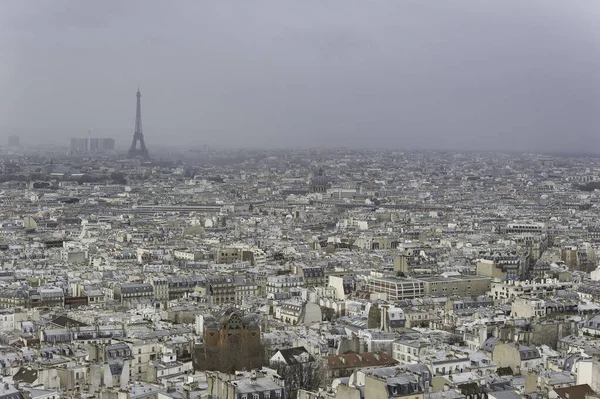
[1,0,600,152]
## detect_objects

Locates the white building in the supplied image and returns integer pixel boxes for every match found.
[490,279,574,301]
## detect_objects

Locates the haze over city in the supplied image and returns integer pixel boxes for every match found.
[2,0,600,153]
[7,2,600,399]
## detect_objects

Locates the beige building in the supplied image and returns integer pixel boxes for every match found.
[150,278,169,301]
[404,309,439,328]
[328,275,355,301]
[113,283,154,304]
[492,342,543,374]
[364,371,425,399]
[216,246,245,264]
[57,364,89,391]
[128,340,160,381]
[292,266,326,287]
[511,297,546,318]
[205,277,236,306]
[576,359,600,392]
[476,259,507,280]
[392,340,429,364]
[235,280,259,305]
[367,277,424,301]
[266,275,304,295]
[414,274,491,297]
[173,249,203,261]
[275,301,322,325]
[217,246,266,266]
[490,279,574,301]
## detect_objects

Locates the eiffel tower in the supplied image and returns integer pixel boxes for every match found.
[128,88,150,159]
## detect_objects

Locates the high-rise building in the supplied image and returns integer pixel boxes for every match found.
[128,88,149,159]
[70,137,89,153]
[89,138,115,153]
[70,137,115,154]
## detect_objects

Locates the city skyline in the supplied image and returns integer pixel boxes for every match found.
[4,2,600,398]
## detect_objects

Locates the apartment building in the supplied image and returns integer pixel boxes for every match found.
[367,277,424,301]
[414,273,491,297]
[266,275,304,295]
[113,283,154,304]
[206,277,236,305]
[490,279,574,301]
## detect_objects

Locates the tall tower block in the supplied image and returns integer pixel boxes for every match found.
[128,88,150,159]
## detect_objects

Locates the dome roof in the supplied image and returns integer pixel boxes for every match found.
[311,175,329,186]
[310,168,330,186]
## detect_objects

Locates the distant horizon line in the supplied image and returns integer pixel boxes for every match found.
[4,142,600,159]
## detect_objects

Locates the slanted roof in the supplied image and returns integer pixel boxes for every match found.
[325,351,398,370]
[482,337,499,353]
[108,360,124,376]
[489,390,521,399]
[553,384,595,399]
[13,367,38,384]
[274,346,312,365]
[50,316,88,328]
[517,345,540,360]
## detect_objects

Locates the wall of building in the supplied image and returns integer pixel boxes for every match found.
[476,260,507,280]
[577,360,600,392]
[492,343,520,372]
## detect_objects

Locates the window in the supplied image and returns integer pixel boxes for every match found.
[241,396,247,399]
[276,392,282,399]
[265,393,270,399]
[138,349,142,354]
[253,394,259,399]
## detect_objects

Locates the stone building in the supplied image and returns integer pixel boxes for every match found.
[309,168,330,193]
[197,308,264,373]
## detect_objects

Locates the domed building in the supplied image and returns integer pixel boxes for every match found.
[309,167,330,193]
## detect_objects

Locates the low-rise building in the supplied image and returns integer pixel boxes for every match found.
[490,279,574,301]
[367,277,424,301]
[113,283,154,304]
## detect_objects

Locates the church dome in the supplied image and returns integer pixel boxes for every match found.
[310,168,330,192]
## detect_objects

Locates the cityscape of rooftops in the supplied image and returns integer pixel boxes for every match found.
[2,1,600,399]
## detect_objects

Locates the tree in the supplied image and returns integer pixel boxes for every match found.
[273,360,324,399]
[321,307,336,322]
[367,304,381,329]
[110,172,127,184]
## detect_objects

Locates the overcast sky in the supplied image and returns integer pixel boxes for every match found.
[1,0,600,152]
